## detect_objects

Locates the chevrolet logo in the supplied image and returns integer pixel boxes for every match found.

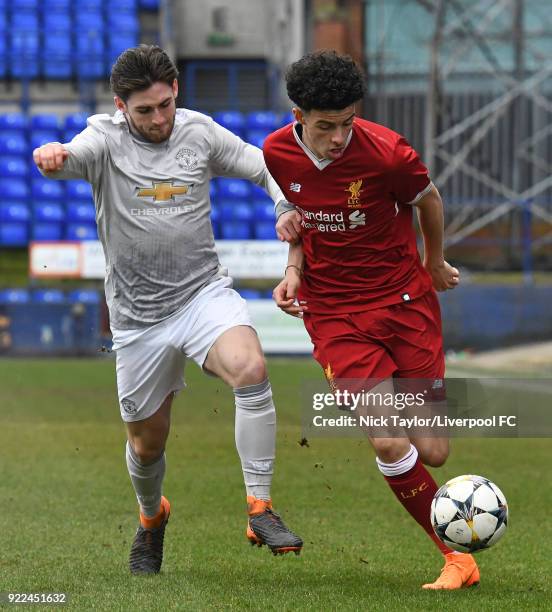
[137,181,189,202]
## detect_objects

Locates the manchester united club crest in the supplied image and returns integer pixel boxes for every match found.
[176,148,198,170]
[345,179,363,208]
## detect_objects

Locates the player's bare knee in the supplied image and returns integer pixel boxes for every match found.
[230,353,267,388]
[421,446,449,467]
[129,438,165,465]
[372,438,410,464]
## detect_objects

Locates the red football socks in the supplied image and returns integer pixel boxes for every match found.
[383,457,453,555]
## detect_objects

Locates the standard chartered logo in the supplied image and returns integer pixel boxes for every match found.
[298,206,366,232]
[348,210,366,229]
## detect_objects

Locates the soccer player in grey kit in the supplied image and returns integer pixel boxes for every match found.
[33,45,302,574]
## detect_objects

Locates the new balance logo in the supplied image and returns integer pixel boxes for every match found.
[290,182,302,192]
[348,210,366,229]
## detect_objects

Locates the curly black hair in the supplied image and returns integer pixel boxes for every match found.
[285,50,365,111]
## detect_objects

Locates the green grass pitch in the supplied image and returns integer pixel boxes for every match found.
[0,358,550,611]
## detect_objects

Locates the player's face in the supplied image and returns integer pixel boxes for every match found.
[115,80,178,143]
[294,105,356,160]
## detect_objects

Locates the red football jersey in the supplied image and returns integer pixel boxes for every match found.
[263,118,434,313]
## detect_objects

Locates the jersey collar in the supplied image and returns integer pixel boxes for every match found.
[292,122,353,171]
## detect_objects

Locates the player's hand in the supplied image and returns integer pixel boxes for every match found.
[272,269,305,317]
[276,210,302,243]
[425,259,460,291]
[32,143,68,172]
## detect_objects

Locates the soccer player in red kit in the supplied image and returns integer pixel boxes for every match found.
[266,51,479,590]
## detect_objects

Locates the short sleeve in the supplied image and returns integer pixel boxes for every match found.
[389,137,431,204]
[41,124,106,184]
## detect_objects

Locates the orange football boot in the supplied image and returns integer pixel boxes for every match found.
[422,552,480,590]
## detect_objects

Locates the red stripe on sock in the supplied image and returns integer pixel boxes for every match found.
[383,458,453,555]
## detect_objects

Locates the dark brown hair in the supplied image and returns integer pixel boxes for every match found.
[110,44,179,101]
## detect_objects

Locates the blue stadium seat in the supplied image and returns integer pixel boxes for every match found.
[0,288,30,303]
[11,12,39,30]
[30,130,60,149]
[68,289,100,304]
[32,289,65,303]
[63,129,82,143]
[237,288,262,300]
[0,35,6,78]
[11,17,39,79]
[30,161,45,179]
[213,111,245,136]
[12,0,39,9]
[140,0,160,9]
[32,221,64,241]
[64,113,88,132]
[66,223,98,240]
[43,12,71,31]
[210,202,220,224]
[44,33,71,54]
[66,202,95,223]
[0,13,6,31]
[75,12,104,32]
[0,113,28,130]
[219,201,254,223]
[9,46,40,79]
[32,178,64,201]
[107,0,137,11]
[0,223,29,245]
[250,183,271,202]
[220,221,252,240]
[76,32,104,55]
[246,111,280,131]
[0,156,29,178]
[0,201,31,223]
[253,201,275,222]
[253,221,278,240]
[33,201,65,223]
[75,54,105,80]
[107,13,139,33]
[280,111,295,126]
[209,181,217,200]
[66,180,92,201]
[43,54,72,79]
[0,131,27,155]
[107,33,139,65]
[78,0,104,10]
[245,129,271,149]
[1,178,29,201]
[217,179,251,200]
[42,0,71,9]
[31,114,59,130]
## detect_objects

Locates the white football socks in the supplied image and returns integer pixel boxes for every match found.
[376,444,418,476]
[125,441,166,518]
[234,379,275,501]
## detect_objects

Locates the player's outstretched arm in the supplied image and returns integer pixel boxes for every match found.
[414,184,460,291]
[273,242,305,318]
[32,143,69,174]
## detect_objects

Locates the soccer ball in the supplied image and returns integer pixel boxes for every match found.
[430,475,508,553]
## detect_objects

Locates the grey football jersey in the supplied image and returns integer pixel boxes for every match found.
[44,109,284,329]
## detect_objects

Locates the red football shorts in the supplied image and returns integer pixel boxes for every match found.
[302,290,444,382]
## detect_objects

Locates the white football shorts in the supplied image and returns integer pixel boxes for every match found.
[111,276,253,422]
